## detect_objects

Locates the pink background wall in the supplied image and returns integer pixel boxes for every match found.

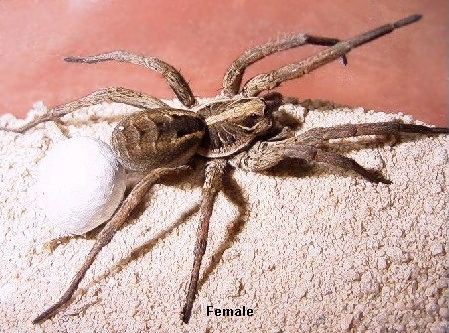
[0,1,447,126]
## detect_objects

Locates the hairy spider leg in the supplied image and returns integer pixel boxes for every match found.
[222,34,347,96]
[232,121,448,182]
[181,159,227,323]
[295,121,449,145]
[242,14,422,97]
[32,166,188,324]
[65,50,196,107]
[0,87,167,133]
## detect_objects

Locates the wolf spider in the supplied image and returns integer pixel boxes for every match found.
[2,14,448,324]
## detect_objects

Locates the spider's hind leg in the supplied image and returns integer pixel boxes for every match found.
[0,87,167,133]
[32,166,188,324]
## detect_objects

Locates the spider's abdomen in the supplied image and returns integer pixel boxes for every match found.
[197,98,272,157]
[111,109,205,171]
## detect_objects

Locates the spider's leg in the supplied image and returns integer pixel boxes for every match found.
[235,142,390,183]
[0,87,167,133]
[222,34,347,97]
[230,140,316,171]
[242,14,422,97]
[32,166,188,324]
[292,121,448,179]
[231,120,448,179]
[181,159,227,324]
[65,50,196,107]
[295,121,449,146]
[312,148,391,183]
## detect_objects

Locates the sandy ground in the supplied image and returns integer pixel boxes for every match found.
[0,101,447,333]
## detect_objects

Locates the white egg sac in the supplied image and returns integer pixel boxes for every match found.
[37,137,127,235]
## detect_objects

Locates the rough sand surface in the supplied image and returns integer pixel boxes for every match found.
[0,100,447,333]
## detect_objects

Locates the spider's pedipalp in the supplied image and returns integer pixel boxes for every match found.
[32,166,188,324]
[222,34,345,97]
[242,14,422,97]
[0,87,167,133]
[65,50,196,107]
[182,159,227,324]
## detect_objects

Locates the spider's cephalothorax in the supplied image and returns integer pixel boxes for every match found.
[196,97,271,157]
[2,14,448,325]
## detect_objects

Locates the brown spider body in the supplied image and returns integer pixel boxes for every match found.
[1,14,448,325]
[112,97,271,170]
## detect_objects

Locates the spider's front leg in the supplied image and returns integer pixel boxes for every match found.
[222,34,348,96]
[242,14,422,97]
[181,159,227,324]
[32,166,188,324]
[0,87,167,133]
[231,122,448,182]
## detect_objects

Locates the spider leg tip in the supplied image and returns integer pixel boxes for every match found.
[64,56,84,63]
[0,126,21,133]
[181,311,191,324]
[181,303,194,324]
[393,14,423,29]
[377,177,392,185]
[435,127,449,134]
[32,315,44,325]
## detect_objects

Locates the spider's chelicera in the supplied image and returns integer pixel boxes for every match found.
[2,14,448,324]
